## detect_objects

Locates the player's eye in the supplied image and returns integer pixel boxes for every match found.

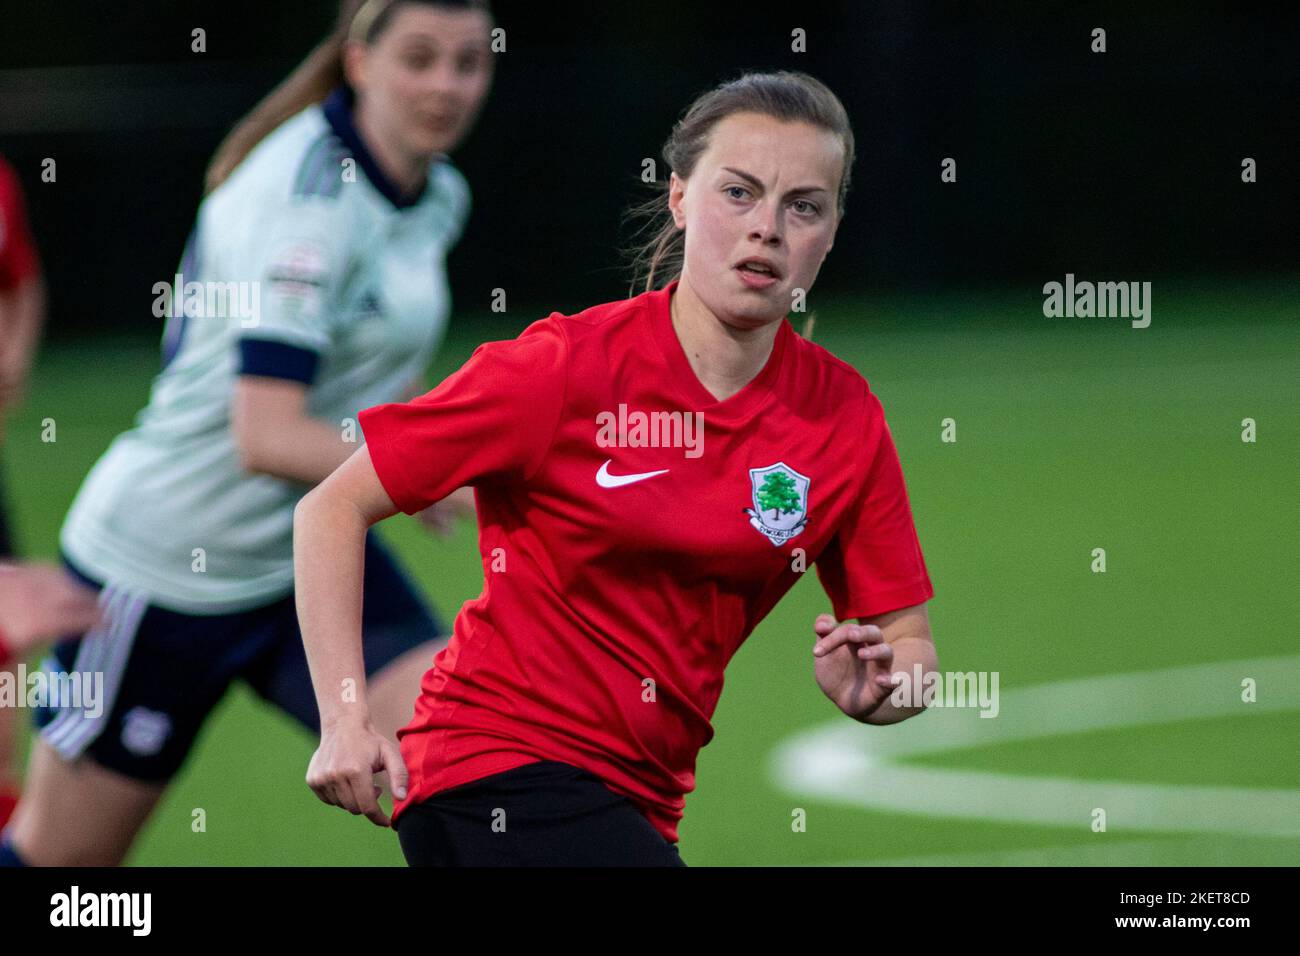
[724,185,752,201]
[790,198,821,216]
[457,52,485,75]
[402,50,436,71]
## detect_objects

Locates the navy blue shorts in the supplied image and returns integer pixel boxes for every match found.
[32,532,444,782]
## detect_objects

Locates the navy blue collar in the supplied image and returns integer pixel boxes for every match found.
[322,85,429,210]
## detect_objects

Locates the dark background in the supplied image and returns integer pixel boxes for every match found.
[1,0,1296,332]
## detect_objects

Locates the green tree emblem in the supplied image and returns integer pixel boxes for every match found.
[756,471,801,520]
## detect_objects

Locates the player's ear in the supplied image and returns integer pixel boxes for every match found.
[667,172,687,231]
[341,39,369,93]
[823,211,842,259]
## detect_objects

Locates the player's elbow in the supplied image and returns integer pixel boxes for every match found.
[293,481,366,554]
[230,375,310,478]
[292,484,337,548]
[233,418,305,482]
[292,487,317,531]
[231,414,272,475]
[230,400,296,478]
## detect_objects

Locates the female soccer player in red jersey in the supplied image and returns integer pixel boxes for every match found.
[0,153,60,828]
[294,70,939,866]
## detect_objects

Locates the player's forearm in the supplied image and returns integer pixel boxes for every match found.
[292,487,373,729]
[236,414,359,486]
[0,279,46,370]
[859,636,939,725]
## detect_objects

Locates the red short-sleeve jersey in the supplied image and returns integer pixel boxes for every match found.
[359,280,934,842]
[0,157,40,291]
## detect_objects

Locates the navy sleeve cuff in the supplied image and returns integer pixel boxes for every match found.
[238,338,320,385]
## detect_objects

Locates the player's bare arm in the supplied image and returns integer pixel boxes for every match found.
[0,276,45,412]
[812,602,936,725]
[231,376,366,485]
[293,445,408,827]
[235,375,474,533]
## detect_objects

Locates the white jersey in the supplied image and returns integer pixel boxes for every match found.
[61,87,470,614]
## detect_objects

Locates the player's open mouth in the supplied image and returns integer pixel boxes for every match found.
[735,258,780,290]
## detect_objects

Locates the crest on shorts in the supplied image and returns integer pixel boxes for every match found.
[121,706,173,757]
[743,462,810,546]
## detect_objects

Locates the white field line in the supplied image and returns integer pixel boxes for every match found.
[768,654,1300,836]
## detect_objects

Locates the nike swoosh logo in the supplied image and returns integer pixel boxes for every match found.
[595,459,670,488]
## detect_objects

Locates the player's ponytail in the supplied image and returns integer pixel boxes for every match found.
[623,70,856,295]
[204,0,491,194]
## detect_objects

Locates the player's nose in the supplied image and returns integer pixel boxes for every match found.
[748,200,784,245]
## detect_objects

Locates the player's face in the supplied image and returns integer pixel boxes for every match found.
[358,5,494,160]
[669,111,843,330]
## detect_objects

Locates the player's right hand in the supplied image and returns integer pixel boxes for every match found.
[0,562,102,654]
[306,718,409,828]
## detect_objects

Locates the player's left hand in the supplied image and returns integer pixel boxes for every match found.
[0,562,102,655]
[811,613,899,719]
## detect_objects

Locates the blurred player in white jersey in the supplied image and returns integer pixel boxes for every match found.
[1,0,495,866]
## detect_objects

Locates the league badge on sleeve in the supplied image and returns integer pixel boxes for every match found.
[744,462,810,546]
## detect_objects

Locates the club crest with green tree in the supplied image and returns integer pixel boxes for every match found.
[743,462,810,546]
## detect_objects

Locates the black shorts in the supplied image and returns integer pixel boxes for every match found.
[395,761,687,867]
[32,531,444,782]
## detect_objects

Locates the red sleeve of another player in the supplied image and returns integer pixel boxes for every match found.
[358,317,568,515]
[816,388,934,620]
[0,160,41,291]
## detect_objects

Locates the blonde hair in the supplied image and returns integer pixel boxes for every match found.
[204,0,491,194]
[624,70,855,295]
